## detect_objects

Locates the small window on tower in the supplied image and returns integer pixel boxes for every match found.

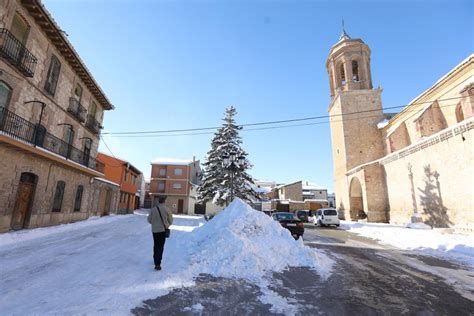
[352,60,359,82]
[340,64,346,85]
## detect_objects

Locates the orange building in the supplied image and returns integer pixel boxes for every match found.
[97,153,142,214]
[149,158,201,214]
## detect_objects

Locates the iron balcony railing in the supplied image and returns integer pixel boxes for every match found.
[0,28,37,77]
[85,114,102,135]
[68,98,87,123]
[0,106,103,172]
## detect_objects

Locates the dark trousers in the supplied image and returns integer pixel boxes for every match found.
[152,232,167,266]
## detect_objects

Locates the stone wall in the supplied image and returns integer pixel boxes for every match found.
[0,146,94,232]
[381,118,473,228]
[90,179,119,216]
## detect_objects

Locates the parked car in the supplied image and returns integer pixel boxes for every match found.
[295,210,310,223]
[313,208,340,227]
[272,212,305,240]
[263,210,273,216]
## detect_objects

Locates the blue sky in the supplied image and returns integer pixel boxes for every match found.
[44,0,473,191]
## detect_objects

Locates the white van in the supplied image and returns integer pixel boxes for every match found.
[313,208,340,227]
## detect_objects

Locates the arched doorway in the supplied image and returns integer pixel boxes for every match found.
[11,172,37,230]
[349,177,366,220]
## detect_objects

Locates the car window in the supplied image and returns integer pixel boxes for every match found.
[324,209,337,216]
[275,213,295,220]
[317,210,321,216]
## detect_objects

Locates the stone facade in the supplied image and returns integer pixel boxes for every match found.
[277,181,303,201]
[327,30,473,229]
[0,0,113,232]
[90,178,120,217]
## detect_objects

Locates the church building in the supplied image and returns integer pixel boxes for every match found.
[326,29,473,230]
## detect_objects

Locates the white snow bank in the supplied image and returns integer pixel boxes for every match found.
[187,199,333,281]
[342,221,474,266]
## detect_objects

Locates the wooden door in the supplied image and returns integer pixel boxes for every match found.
[11,173,36,230]
[104,190,112,215]
[177,199,184,214]
[98,189,107,216]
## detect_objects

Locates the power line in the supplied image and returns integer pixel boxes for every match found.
[101,96,466,136]
[106,102,460,138]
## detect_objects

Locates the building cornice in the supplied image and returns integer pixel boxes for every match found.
[21,0,114,110]
[384,54,474,127]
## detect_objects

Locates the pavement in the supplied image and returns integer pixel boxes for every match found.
[132,224,474,315]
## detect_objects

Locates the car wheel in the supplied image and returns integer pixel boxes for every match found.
[318,220,323,227]
[335,224,340,227]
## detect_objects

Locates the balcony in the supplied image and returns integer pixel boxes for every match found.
[0,106,102,172]
[0,28,37,77]
[85,114,102,135]
[68,98,87,123]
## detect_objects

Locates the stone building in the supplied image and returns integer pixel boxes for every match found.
[327,29,473,229]
[0,0,113,232]
[269,181,329,212]
[90,178,120,217]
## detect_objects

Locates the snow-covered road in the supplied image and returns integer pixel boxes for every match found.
[0,214,206,315]
[0,200,333,315]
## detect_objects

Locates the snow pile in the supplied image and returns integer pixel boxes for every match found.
[186,199,332,281]
[342,221,474,266]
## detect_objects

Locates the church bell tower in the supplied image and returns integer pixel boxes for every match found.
[326,26,385,220]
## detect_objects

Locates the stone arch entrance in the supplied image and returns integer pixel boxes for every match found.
[349,177,366,220]
[11,172,37,230]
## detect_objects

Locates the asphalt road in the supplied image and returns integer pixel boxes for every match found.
[132,224,474,315]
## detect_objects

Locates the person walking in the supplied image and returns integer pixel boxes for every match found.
[147,196,173,271]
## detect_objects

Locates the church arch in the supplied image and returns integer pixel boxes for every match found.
[349,177,366,220]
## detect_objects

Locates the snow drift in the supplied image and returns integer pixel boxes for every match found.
[185,198,332,281]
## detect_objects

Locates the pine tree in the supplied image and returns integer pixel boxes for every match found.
[198,106,261,206]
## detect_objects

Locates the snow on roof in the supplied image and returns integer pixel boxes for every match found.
[377,119,390,129]
[151,157,195,165]
[304,199,329,203]
[302,182,325,190]
[94,177,120,187]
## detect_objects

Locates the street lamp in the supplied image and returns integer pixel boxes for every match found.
[222,151,245,203]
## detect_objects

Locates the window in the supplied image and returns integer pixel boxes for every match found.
[74,84,83,101]
[455,103,465,123]
[44,55,61,96]
[159,169,166,176]
[340,64,346,84]
[65,127,74,158]
[83,139,92,165]
[173,183,182,190]
[0,81,12,109]
[352,60,359,81]
[74,185,84,212]
[124,170,128,182]
[174,168,183,176]
[52,181,65,212]
[158,182,165,191]
[324,209,338,216]
[11,13,29,44]
[89,101,97,118]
